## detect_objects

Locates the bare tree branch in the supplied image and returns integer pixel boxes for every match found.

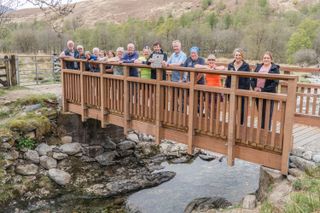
[25,0,76,36]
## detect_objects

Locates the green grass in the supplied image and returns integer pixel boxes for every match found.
[16,137,36,150]
[261,201,277,213]
[285,166,320,213]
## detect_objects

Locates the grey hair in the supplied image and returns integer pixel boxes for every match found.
[92,47,100,53]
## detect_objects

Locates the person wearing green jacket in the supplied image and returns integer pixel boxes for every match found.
[134,47,152,79]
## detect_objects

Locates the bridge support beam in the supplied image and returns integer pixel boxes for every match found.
[227,75,238,166]
[187,72,196,154]
[123,66,130,136]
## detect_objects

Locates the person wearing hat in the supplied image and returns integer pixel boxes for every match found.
[195,54,225,86]
[182,46,206,84]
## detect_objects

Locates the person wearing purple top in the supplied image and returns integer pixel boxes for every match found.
[121,43,139,77]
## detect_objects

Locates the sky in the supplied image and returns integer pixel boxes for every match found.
[16,0,83,9]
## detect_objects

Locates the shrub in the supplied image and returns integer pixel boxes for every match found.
[293,49,318,66]
[16,137,36,150]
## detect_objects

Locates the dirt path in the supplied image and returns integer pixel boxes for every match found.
[0,84,61,105]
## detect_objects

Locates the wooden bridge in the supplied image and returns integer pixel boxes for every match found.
[61,58,320,174]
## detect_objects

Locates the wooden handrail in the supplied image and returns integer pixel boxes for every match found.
[62,58,298,80]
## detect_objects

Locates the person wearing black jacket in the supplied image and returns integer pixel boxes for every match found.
[251,51,280,130]
[146,42,168,80]
[225,48,251,125]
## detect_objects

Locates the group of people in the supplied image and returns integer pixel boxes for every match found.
[60,40,280,129]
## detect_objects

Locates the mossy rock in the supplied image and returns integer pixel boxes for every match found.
[0,128,16,145]
[7,113,51,139]
[15,94,57,107]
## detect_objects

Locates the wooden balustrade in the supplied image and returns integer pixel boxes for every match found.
[61,58,298,174]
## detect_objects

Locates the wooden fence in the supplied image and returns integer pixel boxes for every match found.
[0,55,17,87]
[61,58,298,174]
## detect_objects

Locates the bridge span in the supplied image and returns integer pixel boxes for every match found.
[61,58,320,174]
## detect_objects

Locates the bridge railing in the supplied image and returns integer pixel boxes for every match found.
[61,58,298,174]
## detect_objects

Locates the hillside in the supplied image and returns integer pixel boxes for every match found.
[8,0,320,26]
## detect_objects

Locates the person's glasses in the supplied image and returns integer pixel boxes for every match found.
[208,59,215,61]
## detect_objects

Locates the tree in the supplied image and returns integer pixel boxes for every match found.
[207,12,218,30]
[287,29,312,63]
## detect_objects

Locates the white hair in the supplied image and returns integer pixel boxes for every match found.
[127,43,135,49]
[172,40,181,47]
[92,47,100,53]
[116,47,125,52]
[67,40,74,46]
[77,45,83,50]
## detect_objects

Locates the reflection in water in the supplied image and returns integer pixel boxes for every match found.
[127,157,260,213]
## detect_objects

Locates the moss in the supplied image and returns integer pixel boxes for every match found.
[15,93,57,107]
[7,112,51,138]
[0,89,6,97]
[0,127,15,145]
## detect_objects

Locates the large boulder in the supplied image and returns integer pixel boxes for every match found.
[48,169,71,186]
[61,136,72,144]
[40,156,57,169]
[117,140,136,151]
[3,150,19,160]
[36,143,52,156]
[184,197,232,213]
[52,152,68,160]
[95,151,117,166]
[242,195,257,209]
[16,164,38,176]
[24,150,40,164]
[83,145,104,158]
[59,143,81,155]
[289,156,316,171]
[126,133,140,143]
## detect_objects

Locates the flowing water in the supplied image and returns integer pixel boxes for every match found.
[126,157,260,213]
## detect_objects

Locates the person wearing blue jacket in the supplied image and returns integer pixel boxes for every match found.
[121,43,139,77]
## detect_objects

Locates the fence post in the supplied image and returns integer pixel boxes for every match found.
[100,63,105,127]
[35,55,39,85]
[15,56,20,85]
[80,61,86,121]
[4,56,10,87]
[281,77,297,174]
[61,58,68,112]
[227,75,238,166]
[187,71,196,154]
[123,66,130,135]
[155,68,163,144]
[10,55,17,86]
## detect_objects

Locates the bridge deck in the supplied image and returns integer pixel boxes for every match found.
[293,124,320,152]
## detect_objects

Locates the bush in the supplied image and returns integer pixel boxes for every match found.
[293,49,318,66]
[16,137,36,150]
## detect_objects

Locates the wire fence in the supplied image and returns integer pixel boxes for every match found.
[16,55,61,86]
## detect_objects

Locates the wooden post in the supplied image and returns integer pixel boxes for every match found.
[4,56,10,87]
[281,78,297,174]
[10,55,17,86]
[187,72,196,154]
[123,66,130,135]
[80,61,86,121]
[100,64,105,127]
[61,58,68,112]
[227,75,238,166]
[155,68,162,144]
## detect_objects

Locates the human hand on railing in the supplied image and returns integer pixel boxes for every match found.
[162,61,167,67]
[254,87,261,92]
[134,59,142,64]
